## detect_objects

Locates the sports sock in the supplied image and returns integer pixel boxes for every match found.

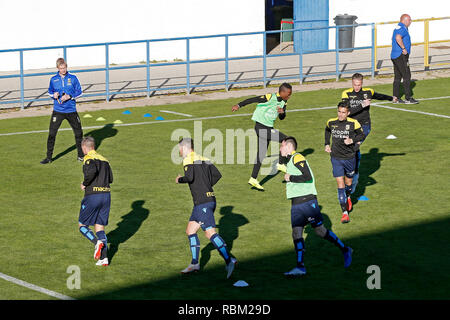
[188,234,200,264]
[324,229,348,254]
[293,238,305,268]
[96,230,108,259]
[79,226,97,245]
[210,233,231,264]
[338,188,347,212]
[345,184,352,197]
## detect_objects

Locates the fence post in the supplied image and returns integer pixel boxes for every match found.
[63,47,67,62]
[20,50,24,110]
[374,24,378,72]
[371,24,375,79]
[299,29,303,84]
[335,26,340,81]
[225,35,229,91]
[186,38,190,94]
[424,19,430,70]
[263,32,267,88]
[146,41,150,97]
[105,43,109,102]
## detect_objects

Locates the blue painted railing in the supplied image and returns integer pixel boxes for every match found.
[0,23,375,109]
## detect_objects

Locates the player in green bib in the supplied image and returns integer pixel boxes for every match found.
[231,83,292,190]
[280,137,353,276]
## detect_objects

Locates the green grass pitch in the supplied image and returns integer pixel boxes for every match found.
[0,78,449,300]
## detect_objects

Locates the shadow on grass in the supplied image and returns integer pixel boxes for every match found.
[353,148,406,205]
[107,200,150,264]
[81,206,450,300]
[52,123,118,161]
[200,206,250,269]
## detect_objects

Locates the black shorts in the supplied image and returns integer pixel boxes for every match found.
[291,199,324,228]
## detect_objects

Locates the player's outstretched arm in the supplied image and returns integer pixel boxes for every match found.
[373,91,394,101]
[232,95,269,112]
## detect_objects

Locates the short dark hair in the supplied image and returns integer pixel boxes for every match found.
[352,73,363,81]
[279,83,292,92]
[282,136,297,150]
[82,136,95,148]
[179,137,194,150]
[338,100,350,110]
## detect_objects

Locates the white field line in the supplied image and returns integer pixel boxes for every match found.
[0,271,75,300]
[159,110,193,117]
[371,99,450,118]
[1,95,449,137]
[0,105,336,137]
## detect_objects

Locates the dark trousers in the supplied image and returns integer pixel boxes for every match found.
[46,111,83,159]
[392,53,412,100]
[252,122,288,179]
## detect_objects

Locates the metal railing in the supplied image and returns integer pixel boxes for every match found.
[374,16,450,71]
[0,23,375,110]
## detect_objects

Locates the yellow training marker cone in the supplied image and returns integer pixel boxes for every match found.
[96,117,106,121]
[83,114,93,118]
[113,119,123,124]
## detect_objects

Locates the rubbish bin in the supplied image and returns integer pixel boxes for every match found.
[281,19,294,42]
[334,14,358,52]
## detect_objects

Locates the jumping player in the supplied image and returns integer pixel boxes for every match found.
[231,83,292,190]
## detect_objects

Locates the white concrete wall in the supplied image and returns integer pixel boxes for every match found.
[329,0,450,49]
[0,0,265,71]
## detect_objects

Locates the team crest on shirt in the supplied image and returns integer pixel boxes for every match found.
[363,94,368,99]
[346,125,350,130]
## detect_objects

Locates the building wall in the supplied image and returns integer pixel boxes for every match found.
[0,0,265,71]
[329,0,450,49]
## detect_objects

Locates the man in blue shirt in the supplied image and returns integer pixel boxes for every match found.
[391,14,418,104]
[41,58,84,164]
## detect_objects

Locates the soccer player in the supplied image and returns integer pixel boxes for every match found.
[231,83,292,190]
[325,101,365,223]
[176,138,237,278]
[341,73,396,194]
[280,137,352,276]
[40,58,83,164]
[78,136,113,266]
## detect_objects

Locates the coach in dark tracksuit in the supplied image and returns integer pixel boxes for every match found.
[40,58,83,164]
[391,14,418,104]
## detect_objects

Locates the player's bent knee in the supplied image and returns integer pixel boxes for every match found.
[314,225,327,238]
[204,228,216,239]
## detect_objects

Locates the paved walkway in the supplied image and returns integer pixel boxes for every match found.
[0,42,449,119]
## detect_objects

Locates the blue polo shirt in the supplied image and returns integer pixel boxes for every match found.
[391,22,411,59]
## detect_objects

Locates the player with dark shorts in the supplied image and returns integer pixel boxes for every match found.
[280,137,352,276]
[78,136,113,266]
[231,83,292,190]
[325,101,365,223]
[176,138,236,278]
[41,58,84,164]
[342,73,395,194]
